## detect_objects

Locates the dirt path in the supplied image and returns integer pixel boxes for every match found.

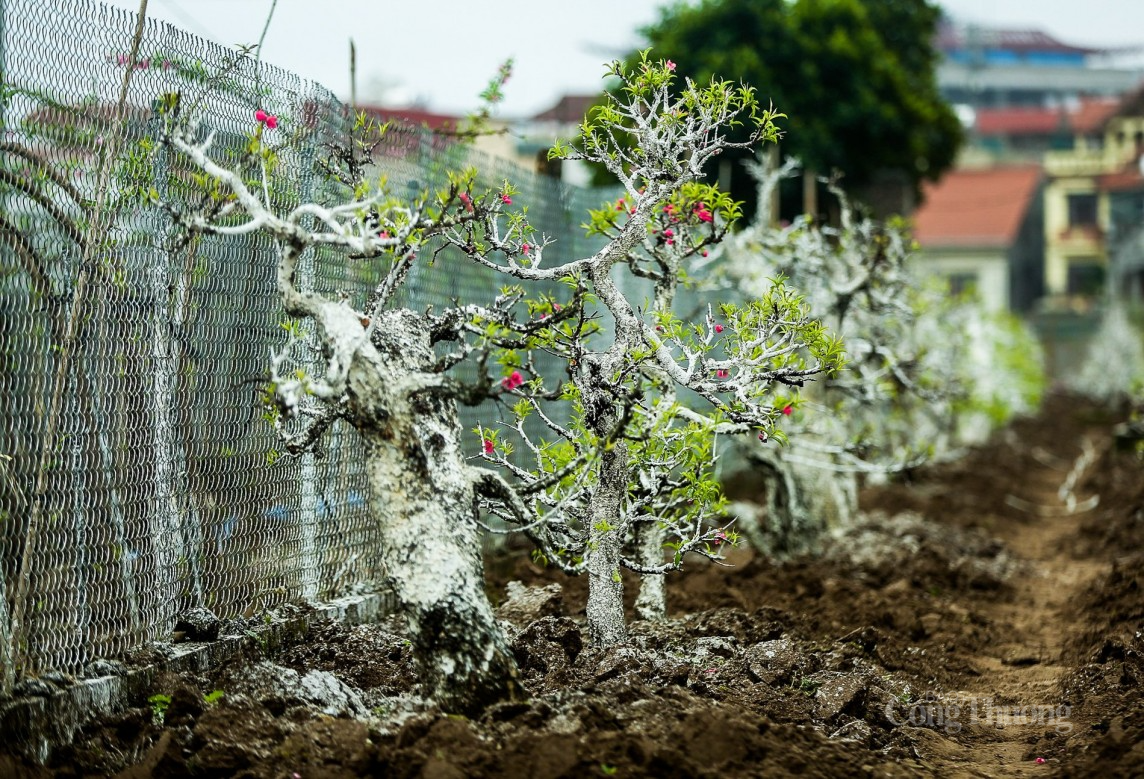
[918,434,1110,778]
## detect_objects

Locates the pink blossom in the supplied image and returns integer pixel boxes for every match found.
[116,53,128,66]
[521,243,530,255]
[162,59,172,70]
[758,431,768,442]
[483,439,495,455]
[663,228,674,238]
[665,60,676,71]
[1034,758,1046,765]
[655,325,664,333]
[713,530,728,545]
[501,194,512,205]
[666,238,674,246]
[378,231,389,239]
[695,206,713,223]
[716,369,729,379]
[782,405,793,416]
[616,198,625,211]
[459,191,473,213]
[255,109,279,128]
[135,59,150,70]
[663,204,675,214]
[714,324,724,333]
[501,371,524,390]
[701,250,709,257]
[553,303,561,311]
[629,207,636,214]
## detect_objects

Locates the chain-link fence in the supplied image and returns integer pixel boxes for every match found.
[0,0,618,694]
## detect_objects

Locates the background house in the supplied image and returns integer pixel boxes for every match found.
[359,95,600,186]
[937,19,1143,112]
[959,98,1120,166]
[913,165,1044,312]
[918,19,1144,314]
[1042,86,1144,305]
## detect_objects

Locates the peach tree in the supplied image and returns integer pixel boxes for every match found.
[719,157,1042,554]
[467,55,842,641]
[157,54,841,711]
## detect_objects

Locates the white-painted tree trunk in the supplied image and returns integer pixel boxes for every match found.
[585,481,628,645]
[632,266,675,623]
[345,309,519,711]
[633,522,666,622]
[581,374,630,646]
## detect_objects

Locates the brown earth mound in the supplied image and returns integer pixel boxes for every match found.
[2,392,1141,778]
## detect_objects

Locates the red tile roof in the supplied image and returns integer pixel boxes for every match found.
[937,20,1100,56]
[357,105,462,131]
[973,98,1120,137]
[1072,97,1123,135]
[975,107,1065,136]
[914,166,1042,248]
[530,95,599,124]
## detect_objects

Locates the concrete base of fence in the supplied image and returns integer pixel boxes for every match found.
[0,592,395,766]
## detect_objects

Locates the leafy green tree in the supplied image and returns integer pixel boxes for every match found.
[623,0,961,214]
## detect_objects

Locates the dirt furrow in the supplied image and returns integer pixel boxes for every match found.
[919,435,1111,777]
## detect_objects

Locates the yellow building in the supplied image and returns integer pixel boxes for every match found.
[1043,89,1144,303]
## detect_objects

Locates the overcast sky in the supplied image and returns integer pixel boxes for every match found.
[101,0,1144,117]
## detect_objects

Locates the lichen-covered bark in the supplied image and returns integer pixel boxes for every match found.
[633,272,676,623]
[585,439,629,646]
[580,350,631,646]
[633,523,667,622]
[347,309,519,713]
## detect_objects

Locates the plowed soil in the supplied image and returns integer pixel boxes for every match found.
[2,392,1142,778]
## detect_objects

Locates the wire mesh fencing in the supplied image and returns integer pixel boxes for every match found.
[0,0,619,693]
